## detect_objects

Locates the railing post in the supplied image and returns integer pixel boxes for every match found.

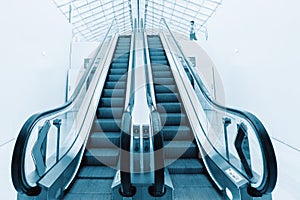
[223,117,231,161]
[53,119,62,162]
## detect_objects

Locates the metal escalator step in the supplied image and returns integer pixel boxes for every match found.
[102,89,125,98]
[112,58,129,63]
[164,141,198,159]
[151,60,168,65]
[149,51,165,56]
[94,119,121,132]
[154,77,175,85]
[111,62,128,68]
[162,126,193,141]
[97,107,123,119]
[64,193,111,200]
[78,166,116,179]
[171,174,223,200]
[114,49,129,55]
[116,46,130,50]
[157,102,181,113]
[83,148,119,166]
[105,81,126,89]
[154,85,177,93]
[114,53,129,58]
[64,179,113,197]
[108,74,127,81]
[109,68,127,75]
[151,65,170,71]
[88,132,120,148]
[166,159,204,174]
[153,71,172,78]
[149,46,163,50]
[160,113,187,126]
[156,93,179,103]
[99,97,124,107]
[150,55,167,61]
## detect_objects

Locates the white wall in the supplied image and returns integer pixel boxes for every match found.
[0,0,71,144]
[198,0,300,150]
[0,1,71,199]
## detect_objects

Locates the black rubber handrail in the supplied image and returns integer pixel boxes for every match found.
[11,20,117,195]
[120,25,136,197]
[142,29,165,196]
[160,18,277,196]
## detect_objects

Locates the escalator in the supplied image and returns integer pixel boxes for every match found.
[147,35,223,199]
[63,36,131,199]
[11,19,277,200]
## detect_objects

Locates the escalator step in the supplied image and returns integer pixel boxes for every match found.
[64,179,113,199]
[164,141,197,159]
[88,132,120,148]
[160,113,187,126]
[156,93,179,103]
[171,174,223,200]
[114,49,129,55]
[109,68,127,75]
[153,71,172,78]
[166,159,204,174]
[149,51,165,56]
[157,102,182,113]
[154,85,177,93]
[150,56,167,61]
[154,78,175,85]
[94,119,121,132]
[112,58,129,63]
[99,98,124,107]
[103,89,125,97]
[113,53,129,58]
[97,107,123,119]
[162,125,193,141]
[152,65,170,71]
[83,148,119,166]
[78,166,116,179]
[105,81,126,89]
[151,60,168,65]
[108,74,127,81]
[111,62,128,68]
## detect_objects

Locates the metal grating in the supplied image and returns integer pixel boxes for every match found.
[52,0,222,41]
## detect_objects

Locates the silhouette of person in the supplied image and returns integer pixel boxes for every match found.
[190,21,197,40]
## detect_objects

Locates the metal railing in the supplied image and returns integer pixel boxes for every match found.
[159,18,277,197]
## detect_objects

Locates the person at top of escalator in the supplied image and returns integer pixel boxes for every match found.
[189,20,197,41]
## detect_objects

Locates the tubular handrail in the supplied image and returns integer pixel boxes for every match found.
[159,18,277,196]
[124,26,136,112]
[120,30,136,196]
[142,28,157,110]
[11,19,118,195]
[142,31,165,196]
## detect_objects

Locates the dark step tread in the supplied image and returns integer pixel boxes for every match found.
[88,132,120,148]
[78,166,116,179]
[164,141,198,158]
[97,107,123,119]
[65,179,113,194]
[88,132,120,147]
[162,125,193,141]
[83,148,119,166]
[166,159,204,174]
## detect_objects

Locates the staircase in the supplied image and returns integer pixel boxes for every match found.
[63,36,131,199]
[147,35,222,200]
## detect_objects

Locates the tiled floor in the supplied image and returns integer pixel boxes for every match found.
[2,138,300,199]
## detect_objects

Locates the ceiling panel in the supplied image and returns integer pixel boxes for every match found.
[52,0,222,41]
